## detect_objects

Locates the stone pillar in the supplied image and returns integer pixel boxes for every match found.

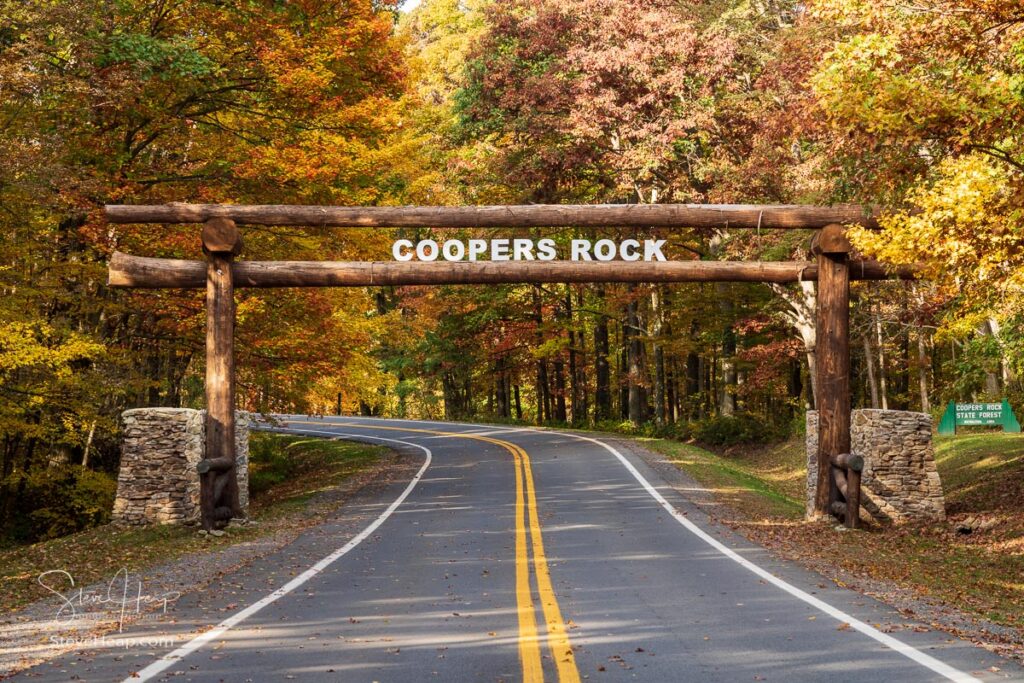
[235,411,250,512]
[806,409,945,525]
[112,408,250,526]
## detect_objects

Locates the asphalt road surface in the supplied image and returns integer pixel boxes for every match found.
[15,416,1024,682]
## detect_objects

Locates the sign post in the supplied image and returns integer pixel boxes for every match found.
[938,400,1022,435]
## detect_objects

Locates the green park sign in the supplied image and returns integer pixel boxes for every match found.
[938,400,1022,435]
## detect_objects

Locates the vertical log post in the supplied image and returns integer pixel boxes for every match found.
[812,224,859,528]
[200,218,242,530]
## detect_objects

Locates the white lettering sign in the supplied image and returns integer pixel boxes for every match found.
[392,239,668,262]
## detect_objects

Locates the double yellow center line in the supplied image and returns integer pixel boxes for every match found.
[292,421,579,683]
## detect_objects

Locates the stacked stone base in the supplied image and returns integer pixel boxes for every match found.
[806,409,945,525]
[113,408,249,526]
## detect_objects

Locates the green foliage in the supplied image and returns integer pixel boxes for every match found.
[4,0,1023,551]
[99,33,215,79]
[4,466,116,543]
[248,432,387,500]
[0,0,415,546]
[693,414,778,446]
[248,433,293,496]
[942,335,1006,402]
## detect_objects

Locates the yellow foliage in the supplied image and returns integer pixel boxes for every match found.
[0,322,104,378]
[849,153,1024,317]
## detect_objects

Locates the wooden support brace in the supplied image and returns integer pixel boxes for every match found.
[196,456,234,475]
[830,452,864,472]
[833,466,848,497]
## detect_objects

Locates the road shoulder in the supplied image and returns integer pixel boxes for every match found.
[0,439,419,678]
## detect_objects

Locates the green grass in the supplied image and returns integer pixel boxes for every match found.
[645,429,1024,628]
[0,433,388,614]
[248,432,387,504]
[933,433,1024,512]
[643,438,804,519]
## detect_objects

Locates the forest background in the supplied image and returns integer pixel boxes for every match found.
[0,0,1022,544]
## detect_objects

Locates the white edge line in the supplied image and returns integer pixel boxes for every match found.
[125,429,431,683]
[557,430,980,683]
[310,416,980,683]
[264,416,979,682]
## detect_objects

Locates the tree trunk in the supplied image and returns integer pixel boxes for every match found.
[977,319,1003,397]
[720,329,737,416]
[618,324,629,420]
[686,353,700,420]
[626,294,643,424]
[0,435,22,526]
[12,436,38,520]
[533,286,551,423]
[988,318,1018,389]
[768,281,817,409]
[594,288,612,420]
[495,359,508,418]
[666,358,677,423]
[553,356,567,423]
[917,331,931,413]
[863,335,880,409]
[789,358,803,416]
[565,286,588,425]
[81,421,97,469]
[567,317,579,423]
[875,316,889,410]
[574,288,589,424]
[442,372,458,420]
[897,316,911,410]
[651,287,667,424]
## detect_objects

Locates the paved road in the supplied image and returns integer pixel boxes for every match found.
[14,416,1023,682]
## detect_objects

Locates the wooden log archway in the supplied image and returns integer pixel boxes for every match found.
[106,203,903,530]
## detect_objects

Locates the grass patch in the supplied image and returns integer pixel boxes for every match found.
[248,433,387,508]
[0,433,388,614]
[934,433,1024,513]
[644,439,804,521]
[646,430,1024,629]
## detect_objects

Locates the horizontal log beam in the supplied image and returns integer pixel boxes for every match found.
[105,203,879,229]
[108,252,916,289]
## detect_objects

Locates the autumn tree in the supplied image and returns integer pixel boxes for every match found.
[0,0,414,540]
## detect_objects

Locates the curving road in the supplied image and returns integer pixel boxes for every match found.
[15,416,1022,682]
